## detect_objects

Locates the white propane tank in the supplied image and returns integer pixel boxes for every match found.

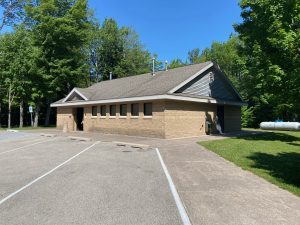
[260,122,300,131]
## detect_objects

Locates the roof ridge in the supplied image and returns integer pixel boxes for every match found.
[87,61,212,89]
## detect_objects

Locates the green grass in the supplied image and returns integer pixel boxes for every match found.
[200,130,300,197]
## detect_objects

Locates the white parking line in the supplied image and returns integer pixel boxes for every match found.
[156,148,192,225]
[0,141,100,205]
[0,138,55,156]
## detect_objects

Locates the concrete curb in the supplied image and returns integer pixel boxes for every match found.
[68,136,92,142]
[113,141,149,149]
[6,129,19,133]
[40,133,57,137]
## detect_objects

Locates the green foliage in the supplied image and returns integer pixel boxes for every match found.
[88,18,151,81]
[235,0,300,123]
[187,48,202,64]
[189,35,247,94]
[26,0,91,103]
[169,58,186,69]
[0,0,159,127]
[241,106,255,127]
[115,28,151,77]
[184,0,300,126]
[1,0,299,128]
[0,26,33,104]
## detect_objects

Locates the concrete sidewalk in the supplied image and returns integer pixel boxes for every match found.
[157,140,300,225]
[24,129,300,225]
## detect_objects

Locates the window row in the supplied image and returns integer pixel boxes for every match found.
[91,103,152,117]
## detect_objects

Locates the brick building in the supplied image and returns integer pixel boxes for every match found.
[51,62,246,138]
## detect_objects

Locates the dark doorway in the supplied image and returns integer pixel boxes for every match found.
[76,108,84,131]
[217,105,225,133]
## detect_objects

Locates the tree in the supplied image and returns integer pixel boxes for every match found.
[187,48,201,64]
[26,0,91,126]
[169,58,186,69]
[0,26,33,128]
[11,27,34,128]
[95,18,124,80]
[114,28,151,77]
[0,33,19,128]
[235,0,300,123]
[187,36,247,93]
[199,36,247,93]
[88,18,152,82]
[0,0,27,30]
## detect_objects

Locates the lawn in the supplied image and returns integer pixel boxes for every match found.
[200,130,300,197]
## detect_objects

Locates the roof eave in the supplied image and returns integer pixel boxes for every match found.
[51,94,247,107]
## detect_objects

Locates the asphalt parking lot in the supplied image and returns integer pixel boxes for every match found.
[0,132,184,225]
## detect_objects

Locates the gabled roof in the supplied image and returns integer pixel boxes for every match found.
[51,61,246,107]
[62,88,88,102]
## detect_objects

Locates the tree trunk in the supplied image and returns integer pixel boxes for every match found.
[0,103,2,128]
[7,84,15,129]
[34,105,40,128]
[19,100,23,128]
[8,101,11,129]
[44,104,51,126]
[8,88,12,129]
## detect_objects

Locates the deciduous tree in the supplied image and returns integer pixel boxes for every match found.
[235,0,300,123]
[26,0,91,126]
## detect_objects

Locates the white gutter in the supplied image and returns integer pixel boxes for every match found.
[51,94,247,107]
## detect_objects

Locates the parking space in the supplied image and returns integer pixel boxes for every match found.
[0,131,34,141]
[0,132,44,152]
[0,132,183,225]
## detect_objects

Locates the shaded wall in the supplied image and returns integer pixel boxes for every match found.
[164,100,217,138]
[224,105,241,132]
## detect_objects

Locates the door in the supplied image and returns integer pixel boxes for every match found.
[76,108,84,131]
[217,105,225,133]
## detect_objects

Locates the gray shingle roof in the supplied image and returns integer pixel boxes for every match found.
[54,62,212,104]
[52,61,245,106]
[84,61,212,100]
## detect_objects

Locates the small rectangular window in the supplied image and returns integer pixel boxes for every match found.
[100,105,106,117]
[120,104,127,117]
[144,103,152,116]
[131,103,139,117]
[110,105,116,117]
[92,106,97,117]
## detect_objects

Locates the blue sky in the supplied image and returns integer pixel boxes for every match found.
[89,0,242,62]
[1,0,242,62]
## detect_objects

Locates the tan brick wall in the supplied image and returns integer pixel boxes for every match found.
[57,107,75,131]
[224,105,241,132]
[164,100,217,139]
[83,101,165,138]
[55,100,241,138]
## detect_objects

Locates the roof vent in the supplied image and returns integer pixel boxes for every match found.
[165,60,168,71]
[152,57,155,76]
[209,72,214,83]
